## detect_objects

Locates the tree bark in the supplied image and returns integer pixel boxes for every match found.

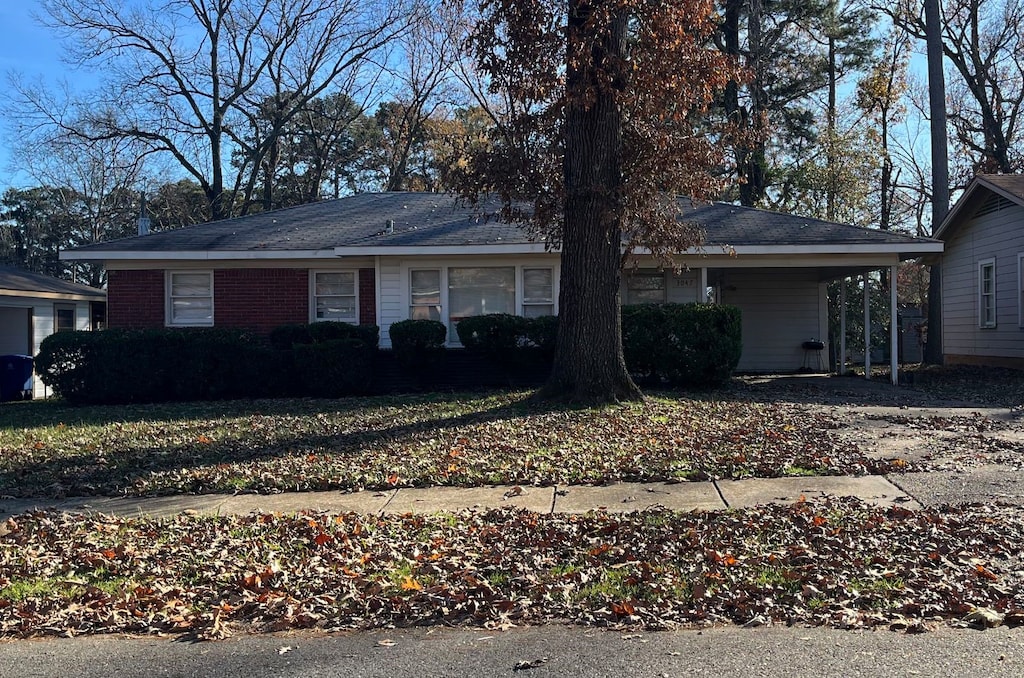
[923,0,949,365]
[539,1,641,404]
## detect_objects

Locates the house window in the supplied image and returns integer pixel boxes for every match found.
[626,271,666,304]
[167,271,213,326]
[522,267,554,317]
[312,270,357,323]
[448,267,515,338]
[54,303,76,332]
[979,259,996,328]
[410,269,442,321]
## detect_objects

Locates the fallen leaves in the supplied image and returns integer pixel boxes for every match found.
[0,393,885,499]
[2,499,1023,640]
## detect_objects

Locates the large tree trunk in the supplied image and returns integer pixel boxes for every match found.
[539,1,641,404]
[923,0,949,365]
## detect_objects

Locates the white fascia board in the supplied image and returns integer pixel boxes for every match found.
[333,243,553,256]
[60,249,337,261]
[0,289,105,301]
[631,243,943,256]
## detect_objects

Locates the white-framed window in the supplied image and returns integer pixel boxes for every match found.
[1018,253,1024,328]
[311,270,358,323]
[522,267,554,317]
[979,258,996,329]
[53,303,76,332]
[626,270,666,304]
[166,271,213,326]
[409,269,442,321]
[402,262,558,345]
[448,266,516,338]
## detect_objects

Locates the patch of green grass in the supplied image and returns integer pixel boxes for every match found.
[782,465,820,477]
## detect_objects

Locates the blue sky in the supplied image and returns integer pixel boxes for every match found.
[0,2,101,186]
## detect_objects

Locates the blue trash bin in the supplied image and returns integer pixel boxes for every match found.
[0,355,33,401]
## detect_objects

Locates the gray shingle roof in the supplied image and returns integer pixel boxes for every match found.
[0,266,106,298]
[67,191,937,254]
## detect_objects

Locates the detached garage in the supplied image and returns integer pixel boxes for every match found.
[0,265,106,399]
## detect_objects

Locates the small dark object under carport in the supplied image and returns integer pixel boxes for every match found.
[0,354,33,401]
[800,340,825,373]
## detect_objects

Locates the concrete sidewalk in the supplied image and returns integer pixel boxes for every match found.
[0,475,918,519]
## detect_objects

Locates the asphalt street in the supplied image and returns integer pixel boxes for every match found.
[3,625,1023,678]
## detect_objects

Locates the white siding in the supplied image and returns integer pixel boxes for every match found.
[942,204,1024,360]
[0,299,93,399]
[719,269,827,373]
[378,257,403,348]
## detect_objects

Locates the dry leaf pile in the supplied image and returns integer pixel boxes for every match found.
[2,498,1022,639]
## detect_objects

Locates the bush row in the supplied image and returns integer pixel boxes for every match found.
[35,304,742,404]
[35,323,377,404]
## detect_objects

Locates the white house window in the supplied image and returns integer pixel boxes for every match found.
[522,267,554,317]
[410,269,442,321]
[167,271,213,326]
[448,267,515,338]
[979,259,996,329]
[312,271,357,322]
[626,271,666,304]
[54,303,76,332]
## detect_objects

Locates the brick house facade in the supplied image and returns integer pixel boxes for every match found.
[107,267,376,334]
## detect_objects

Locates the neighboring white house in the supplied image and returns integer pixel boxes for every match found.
[62,192,942,377]
[0,266,106,398]
[933,174,1024,369]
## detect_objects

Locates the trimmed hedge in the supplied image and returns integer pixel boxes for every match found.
[388,319,447,384]
[34,305,740,404]
[456,313,556,373]
[35,328,288,404]
[36,325,376,404]
[622,303,742,386]
[455,304,741,387]
[269,321,379,350]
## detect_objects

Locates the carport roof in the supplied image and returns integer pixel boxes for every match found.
[0,266,106,300]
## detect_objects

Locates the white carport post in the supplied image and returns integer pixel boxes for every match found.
[890,264,899,385]
[863,273,871,379]
[839,280,846,374]
[699,267,709,303]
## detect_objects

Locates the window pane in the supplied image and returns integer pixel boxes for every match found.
[316,297,356,320]
[172,298,213,322]
[627,272,665,291]
[410,305,441,322]
[523,304,554,318]
[171,273,211,297]
[411,270,441,306]
[55,307,75,332]
[315,272,355,296]
[626,272,665,304]
[449,267,515,317]
[524,268,553,303]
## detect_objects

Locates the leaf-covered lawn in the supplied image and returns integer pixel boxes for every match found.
[2,500,1021,639]
[0,392,896,498]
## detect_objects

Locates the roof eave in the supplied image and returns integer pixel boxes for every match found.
[60,249,340,261]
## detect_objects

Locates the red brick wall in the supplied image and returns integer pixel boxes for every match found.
[214,269,309,333]
[359,268,376,326]
[108,266,378,333]
[107,269,165,328]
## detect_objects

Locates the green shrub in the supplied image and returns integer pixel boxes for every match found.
[388,319,447,381]
[35,327,277,404]
[269,322,379,350]
[621,303,742,387]
[456,313,555,373]
[293,338,374,397]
